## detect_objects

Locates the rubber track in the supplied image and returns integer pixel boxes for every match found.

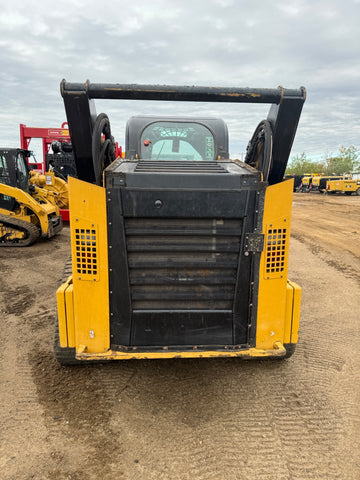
[0,213,40,247]
[62,256,72,280]
[53,316,80,365]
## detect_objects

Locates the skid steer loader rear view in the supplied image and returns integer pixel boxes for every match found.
[55,81,306,364]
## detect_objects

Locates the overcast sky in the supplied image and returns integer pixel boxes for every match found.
[0,0,359,162]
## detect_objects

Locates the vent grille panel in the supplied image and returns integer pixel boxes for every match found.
[135,160,228,173]
[74,227,99,280]
[265,228,287,278]
[125,218,242,310]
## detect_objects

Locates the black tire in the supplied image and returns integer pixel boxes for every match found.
[51,141,61,154]
[92,113,116,186]
[244,120,273,182]
[345,191,352,196]
[61,142,73,153]
[356,188,360,196]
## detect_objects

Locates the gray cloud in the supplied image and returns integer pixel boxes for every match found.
[0,0,359,160]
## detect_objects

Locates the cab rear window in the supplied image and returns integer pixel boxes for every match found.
[140,122,215,160]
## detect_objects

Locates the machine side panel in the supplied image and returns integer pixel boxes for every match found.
[256,179,295,349]
[69,177,110,354]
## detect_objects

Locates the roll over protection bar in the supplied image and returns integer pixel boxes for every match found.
[61,81,305,104]
[60,80,306,184]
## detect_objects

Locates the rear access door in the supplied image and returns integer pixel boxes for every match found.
[105,160,265,351]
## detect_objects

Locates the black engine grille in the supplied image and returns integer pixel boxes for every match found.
[134,160,228,173]
[125,218,242,310]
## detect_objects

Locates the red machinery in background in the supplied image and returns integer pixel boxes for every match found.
[20,122,71,173]
[19,123,123,222]
[20,122,71,220]
[20,123,123,173]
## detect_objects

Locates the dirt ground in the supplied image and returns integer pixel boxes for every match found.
[0,192,359,480]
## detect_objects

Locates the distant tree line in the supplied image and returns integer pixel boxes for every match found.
[286,146,359,176]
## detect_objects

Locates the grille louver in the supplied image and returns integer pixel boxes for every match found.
[265,227,287,278]
[135,160,228,173]
[125,218,242,310]
[74,227,98,280]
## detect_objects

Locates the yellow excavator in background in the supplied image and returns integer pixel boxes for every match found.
[0,148,63,246]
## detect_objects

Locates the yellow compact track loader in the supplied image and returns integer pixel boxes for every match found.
[0,148,63,246]
[55,81,306,364]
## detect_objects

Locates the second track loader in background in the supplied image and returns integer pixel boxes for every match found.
[0,148,62,246]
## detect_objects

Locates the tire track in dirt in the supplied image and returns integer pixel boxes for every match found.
[288,238,360,478]
[291,231,360,285]
[103,358,346,480]
[1,228,129,479]
[0,307,77,480]
[0,231,90,479]
[96,238,358,480]
[28,237,360,480]
[3,285,35,315]
[29,346,141,478]
[1,206,359,479]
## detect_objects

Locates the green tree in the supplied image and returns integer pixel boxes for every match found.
[286,153,325,175]
[324,146,359,175]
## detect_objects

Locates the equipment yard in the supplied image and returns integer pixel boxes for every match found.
[0,193,359,480]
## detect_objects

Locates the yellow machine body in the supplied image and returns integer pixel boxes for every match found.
[55,81,306,363]
[57,177,300,361]
[29,170,69,209]
[0,182,60,238]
